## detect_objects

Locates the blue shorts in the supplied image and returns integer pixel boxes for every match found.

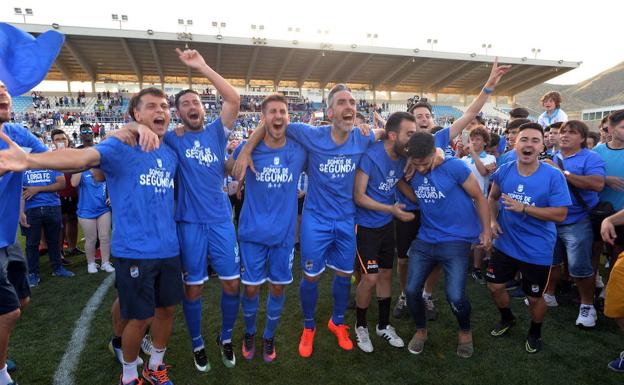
[178,221,240,284]
[240,241,294,286]
[553,217,594,278]
[300,211,356,276]
[115,256,183,320]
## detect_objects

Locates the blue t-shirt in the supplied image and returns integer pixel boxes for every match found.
[356,141,406,228]
[76,170,110,219]
[409,157,481,243]
[95,137,179,259]
[498,149,517,165]
[233,139,307,246]
[434,127,455,156]
[286,124,376,220]
[594,143,624,211]
[22,169,62,210]
[163,118,232,224]
[555,149,606,224]
[0,124,48,248]
[497,135,507,155]
[491,161,572,266]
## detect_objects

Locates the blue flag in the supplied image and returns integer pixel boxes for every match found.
[0,23,64,96]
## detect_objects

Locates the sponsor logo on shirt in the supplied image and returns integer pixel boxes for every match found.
[139,158,174,194]
[414,176,446,203]
[507,184,534,206]
[25,170,53,184]
[378,169,401,192]
[255,157,294,189]
[184,140,219,167]
[318,155,356,179]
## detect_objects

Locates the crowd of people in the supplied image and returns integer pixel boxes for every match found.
[0,48,623,385]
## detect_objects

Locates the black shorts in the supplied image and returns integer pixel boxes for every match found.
[356,222,396,274]
[297,196,305,215]
[485,248,551,298]
[115,256,183,320]
[395,210,420,259]
[0,243,30,315]
[60,196,78,218]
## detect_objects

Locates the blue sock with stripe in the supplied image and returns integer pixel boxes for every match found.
[300,278,319,329]
[263,292,286,339]
[242,293,259,335]
[220,290,240,343]
[182,297,204,351]
[331,275,351,325]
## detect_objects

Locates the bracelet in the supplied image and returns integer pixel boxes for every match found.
[483,87,494,94]
[522,204,528,215]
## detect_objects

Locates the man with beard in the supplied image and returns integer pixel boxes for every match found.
[486,123,570,354]
[0,79,48,385]
[233,84,384,357]
[225,94,306,362]
[0,87,181,385]
[352,111,417,353]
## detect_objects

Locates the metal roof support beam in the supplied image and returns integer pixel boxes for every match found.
[297,53,323,88]
[274,49,296,87]
[387,58,433,90]
[148,40,164,87]
[54,59,72,81]
[320,53,353,89]
[343,54,374,83]
[504,69,561,95]
[120,38,143,86]
[245,46,261,87]
[64,39,96,81]
[427,61,481,91]
[374,58,413,89]
[495,68,554,94]
[467,65,536,94]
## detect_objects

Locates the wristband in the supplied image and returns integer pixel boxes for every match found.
[523,204,528,215]
[483,87,494,94]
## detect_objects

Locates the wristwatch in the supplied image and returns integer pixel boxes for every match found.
[563,170,571,177]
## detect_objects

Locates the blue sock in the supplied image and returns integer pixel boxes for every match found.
[241,294,259,335]
[220,290,240,343]
[300,279,319,329]
[331,275,351,325]
[182,297,204,351]
[263,292,286,339]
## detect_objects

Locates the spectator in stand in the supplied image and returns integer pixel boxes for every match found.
[51,129,82,264]
[537,91,568,128]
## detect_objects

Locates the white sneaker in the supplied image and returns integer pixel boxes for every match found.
[596,274,605,289]
[575,305,597,328]
[355,326,374,353]
[141,334,154,355]
[376,324,404,348]
[87,262,99,274]
[101,262,115,273]
[543,293,559,307]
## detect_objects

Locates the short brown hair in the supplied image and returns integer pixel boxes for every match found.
[469,125,490,143]
[327,83,352,109]
[261,93,288,113]
[540,91,562,108]
[560,120,589,148]
[128,88,167,121]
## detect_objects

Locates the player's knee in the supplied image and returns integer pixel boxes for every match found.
[244,285,260,298]
[361,273,378,287]
[303,273,320,283]
[269,284,285,297]
[155,306,176,319]
[0,308,21,326]
[221,279,240,294]
[184,284,204,300]
[335,270,351,278]
[19,296,30,310]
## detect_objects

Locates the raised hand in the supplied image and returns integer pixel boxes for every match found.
[176,48,208,70]
[485,57,512,89]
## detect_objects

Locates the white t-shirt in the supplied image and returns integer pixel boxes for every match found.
[461,152,497,196]
[538,108,568,128]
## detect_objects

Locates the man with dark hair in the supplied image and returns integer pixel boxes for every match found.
[397,131,491,358]
[79,123,94,148]
[509,107,530,121]
[0,80,48,385]
[234,83,385,358]
[497,118,531,165]
[486,122,570,353]
[352,111,417,353]
[543,120,605,327]
[594,110,624,260]
[225,94,306,363]
[0,86,180,385]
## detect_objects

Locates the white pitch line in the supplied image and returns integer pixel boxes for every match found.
[52,273,115,385]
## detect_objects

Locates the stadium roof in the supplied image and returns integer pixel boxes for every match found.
[19,23,580,96]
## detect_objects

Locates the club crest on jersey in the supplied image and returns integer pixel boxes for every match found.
[517,184,524,193]
[274,156,280,165]
[389,170,395,177]
[156,158,163,168]
[194,140,200,147]
[130,266,139,278]
[423,177,429,184]
[305,260,314,271]
[531,284,539,293]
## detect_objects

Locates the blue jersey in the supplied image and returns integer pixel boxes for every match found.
[409,157,481,243]
[593,143,624,211]
[22,169,62,210]
[434,127,454,156]
[0,124,47,248]
[76,170,110,219]
[286,124,375,220]
[498,149,517,165]
[164,118,232,224]
[492,161,571,266]
[554,149,605,225]
[356,141,406,228]
[96,138,179,259]
[233,139,307,246]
